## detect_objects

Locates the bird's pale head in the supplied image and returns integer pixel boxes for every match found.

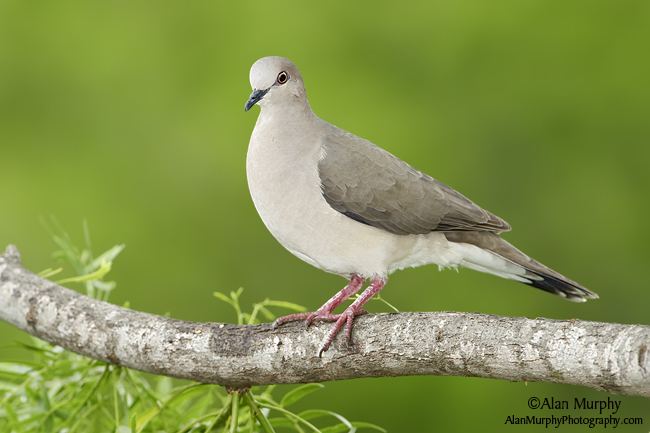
[245,56,307,112]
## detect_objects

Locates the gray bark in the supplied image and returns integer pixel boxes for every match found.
[1,245,648,397]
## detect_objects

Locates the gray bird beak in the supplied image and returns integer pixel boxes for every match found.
[244,88,269,112]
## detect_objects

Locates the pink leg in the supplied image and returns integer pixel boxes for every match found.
[318,276,387,356]
[273,274,365,328]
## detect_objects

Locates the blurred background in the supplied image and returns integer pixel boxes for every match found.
[1,0,649,430]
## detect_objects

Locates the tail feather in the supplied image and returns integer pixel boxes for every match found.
[444,231,598,302]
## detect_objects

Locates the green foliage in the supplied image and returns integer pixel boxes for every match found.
[0,229,385,433]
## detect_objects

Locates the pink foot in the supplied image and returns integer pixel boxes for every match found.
[273,274,364,328]
[316,305,368,356]
[272,275,387,356]
[317,278,385,356]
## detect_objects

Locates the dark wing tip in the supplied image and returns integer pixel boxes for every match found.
[525,272,599,302]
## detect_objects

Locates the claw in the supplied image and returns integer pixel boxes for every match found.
[274,275,364,328]
[317,305,364,355]
[304,311,321,328]
[274,276,386,356]
[272,312,311,329]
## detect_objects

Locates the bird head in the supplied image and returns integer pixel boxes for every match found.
[245,56,306,112]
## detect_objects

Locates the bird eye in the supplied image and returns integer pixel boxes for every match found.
[276,71,289,85]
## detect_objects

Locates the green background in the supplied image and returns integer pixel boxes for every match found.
[1,0,649,430]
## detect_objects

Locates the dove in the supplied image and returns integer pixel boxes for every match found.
[244,56,597,355]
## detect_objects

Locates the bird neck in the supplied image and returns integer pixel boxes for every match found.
[260,98,315,123]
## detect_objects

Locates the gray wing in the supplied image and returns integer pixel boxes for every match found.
[318,131,511,236]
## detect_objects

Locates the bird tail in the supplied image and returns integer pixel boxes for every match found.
[444,232,598,302]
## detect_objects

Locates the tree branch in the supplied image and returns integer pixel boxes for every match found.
[1,245,648,397]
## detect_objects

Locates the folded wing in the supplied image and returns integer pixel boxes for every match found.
[318,131,511,236]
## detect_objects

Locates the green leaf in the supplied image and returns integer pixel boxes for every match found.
[16,340,55,355]
[0,362,32,375]
[89,244,125,270]
[204,397,232,432]
[263,300,306,312]
[161,383,210,411]
[267,417,295,428]
[174,409,229,433]
[229,392,239,433]
[56,260,112,285]
[133,406,159,433]
[244,392,277,433]
[38,267,64,279]
[258,306,276,321]
[213,291,234,305]
[299,409,332,421]
[302,409,353,432]
[280,384,324,407]
[351,421,387,432]
[257,401,321,433]
[319,425,351,433]
[154,375,174,398]
[373,295,399,313]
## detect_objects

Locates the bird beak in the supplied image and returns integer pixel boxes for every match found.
[244,88,269,112]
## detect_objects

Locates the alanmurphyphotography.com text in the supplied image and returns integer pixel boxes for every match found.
[504,396,644,429]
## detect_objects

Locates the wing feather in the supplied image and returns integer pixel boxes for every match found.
[318,131,510,236]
